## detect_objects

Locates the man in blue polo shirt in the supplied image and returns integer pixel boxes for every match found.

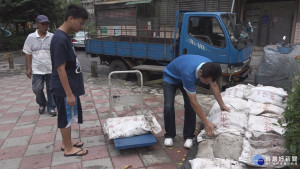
[163,54,230,148]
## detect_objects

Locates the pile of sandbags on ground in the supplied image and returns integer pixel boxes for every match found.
[191,84,288,169]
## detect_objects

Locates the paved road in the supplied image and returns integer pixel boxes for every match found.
[6,47,262,87]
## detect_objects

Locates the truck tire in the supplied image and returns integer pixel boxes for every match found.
[109,60,129,80]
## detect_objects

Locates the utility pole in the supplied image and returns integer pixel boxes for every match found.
[231,0,235,13]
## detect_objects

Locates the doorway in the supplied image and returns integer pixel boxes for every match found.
[245,0,296,46]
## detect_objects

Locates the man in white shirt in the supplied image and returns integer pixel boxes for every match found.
[23,15,56,116]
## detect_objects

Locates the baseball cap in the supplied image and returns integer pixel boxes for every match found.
[36,15,50,23]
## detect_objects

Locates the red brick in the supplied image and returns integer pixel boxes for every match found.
[18,114,39,123]
[175,117,184,125]
[91,91,106,96]
[175,109,184,117]
[80,127,103,137]
[80,96,93,101]
[29,132,56,144]
[112,154,144,169]
[82,145,109,161]
[36,118,57,127]
[93,98,109,104]
[19,153,52,169]
[1,112,23,119]
[83,114,99,121]
[8,127,34,138]
[25,106,39,111]
[147,163,178,169]
[0,123,15,131]
[96,107,110,113]
[0,146,27,160]
[51,163,82,169]
[81,103,95,110]
[165,147,189,163]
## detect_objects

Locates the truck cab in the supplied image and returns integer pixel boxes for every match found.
[176,11,252,84]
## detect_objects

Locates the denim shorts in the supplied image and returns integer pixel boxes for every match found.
[53,95,83,128]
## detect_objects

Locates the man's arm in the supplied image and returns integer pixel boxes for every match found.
[57,63,75,106]
[210,82,230,112]
[25,54,32,79]
[187,92,216,137]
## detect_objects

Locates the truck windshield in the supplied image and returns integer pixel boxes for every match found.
[221,14,236,40]
[221,14,249,42]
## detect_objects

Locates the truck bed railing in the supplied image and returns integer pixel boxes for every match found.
[86,25,179,45]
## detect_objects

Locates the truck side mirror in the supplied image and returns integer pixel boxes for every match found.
[234,24,242,38]
[247,22,253,33]
[283,36,286,41]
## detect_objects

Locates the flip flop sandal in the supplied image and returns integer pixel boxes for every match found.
[64,148,88,157]
[61,142,84,151]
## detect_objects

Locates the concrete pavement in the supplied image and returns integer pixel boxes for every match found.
[0,60,217,169]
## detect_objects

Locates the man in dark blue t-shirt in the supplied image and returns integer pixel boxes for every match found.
[163,54,230,148]
[50,4,88,157]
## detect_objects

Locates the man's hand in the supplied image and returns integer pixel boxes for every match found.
[26,69,32,79]
[204,121,216,137]
[66,93,76,107]
[220,105,230,112]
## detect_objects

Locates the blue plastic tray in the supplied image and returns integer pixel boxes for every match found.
[114,133,157,150]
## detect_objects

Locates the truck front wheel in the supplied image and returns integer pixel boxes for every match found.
[109,60,129,80]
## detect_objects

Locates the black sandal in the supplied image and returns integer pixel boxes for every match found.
[64,148,88,157]
[61,142,84,151]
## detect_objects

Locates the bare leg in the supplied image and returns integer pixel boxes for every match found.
[60,127,87,155]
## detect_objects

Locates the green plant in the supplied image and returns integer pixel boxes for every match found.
[0,34,28,51]
[281,58,300,166]
[83,19,97,38]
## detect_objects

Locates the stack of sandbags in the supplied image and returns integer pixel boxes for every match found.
[195,85,251,168]
[239,85,288,168]
[193,84,288,168]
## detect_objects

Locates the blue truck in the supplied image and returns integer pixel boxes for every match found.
[85,10,253,85]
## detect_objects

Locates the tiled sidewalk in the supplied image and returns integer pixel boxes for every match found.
[0,62,216,169]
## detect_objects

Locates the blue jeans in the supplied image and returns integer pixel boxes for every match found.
[163,81,196,140]
[32,74,56,111]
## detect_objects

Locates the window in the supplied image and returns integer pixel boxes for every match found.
[188,16,226,48]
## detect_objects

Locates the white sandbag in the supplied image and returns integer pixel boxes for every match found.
[248,115,285,135]
[251,85,288,97]
[219,96,248,110]
[247,100,284,118]
[103,114,161,140]
[189,158,247,169]
[239,131,287,168]
[213,133,244,161]
[208,97,249,135]
[245,88,285,108]
[144,113,162,134]
[196,140,215,159]
[221,84,253,99]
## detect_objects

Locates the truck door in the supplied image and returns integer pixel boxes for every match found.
[179,14,229,64]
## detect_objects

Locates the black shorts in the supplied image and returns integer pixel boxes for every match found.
[53,95,83,128]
